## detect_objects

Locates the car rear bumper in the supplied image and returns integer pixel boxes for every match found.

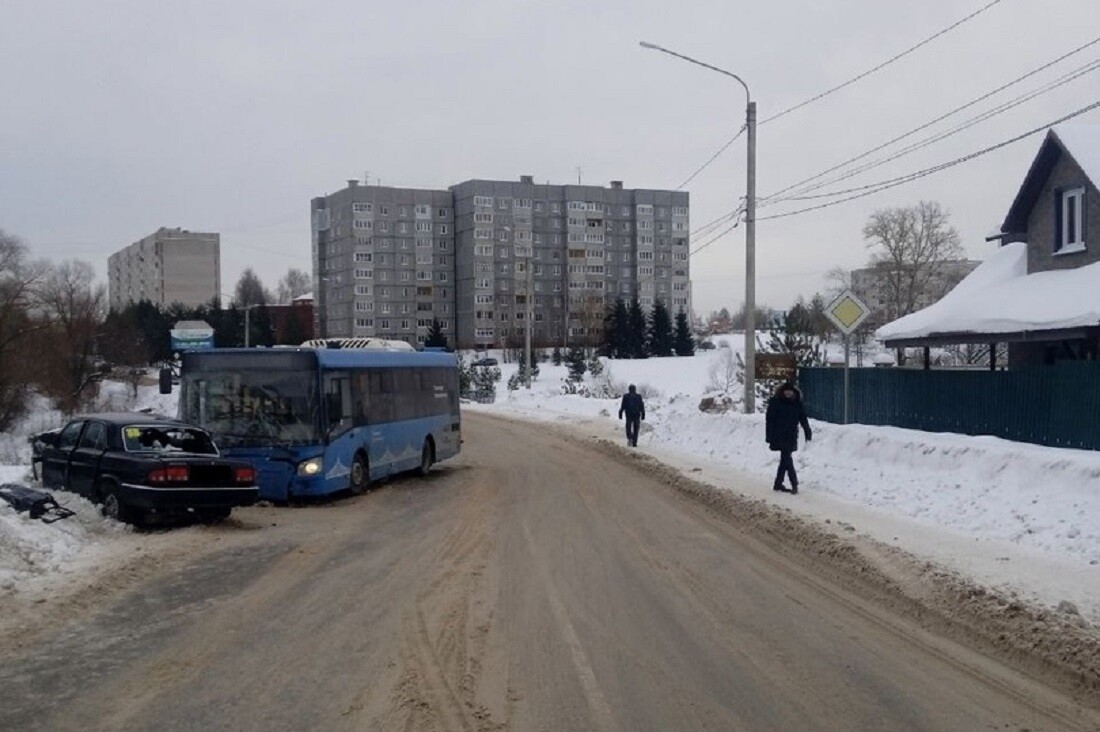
[118,483,259,509]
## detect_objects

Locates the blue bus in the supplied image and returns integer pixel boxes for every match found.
[176,348,461,501]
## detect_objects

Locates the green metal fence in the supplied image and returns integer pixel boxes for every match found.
[799,362,1100,451]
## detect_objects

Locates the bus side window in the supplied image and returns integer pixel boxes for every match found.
[323,372,354,435]
[368,370,394,424]
[353,372,370,426]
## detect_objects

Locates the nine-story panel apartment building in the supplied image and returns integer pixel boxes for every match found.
[313,177,689,349]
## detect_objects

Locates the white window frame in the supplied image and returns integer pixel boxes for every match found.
[1059,186,1086,252]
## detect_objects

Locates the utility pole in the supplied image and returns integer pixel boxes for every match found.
[744,100,757,413]
[639,40,756,413]
[525,256,533,374]
[244,304,251,348]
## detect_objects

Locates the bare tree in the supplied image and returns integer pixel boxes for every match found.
[34,260,107,411]
[863,201,963,323]
[0,230,48,428]
[823,266,852,300]
[276,268,311,304]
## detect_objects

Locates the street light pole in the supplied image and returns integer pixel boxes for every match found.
[525,255,533,374]
[243,304,260,348]
[639,41,757,413]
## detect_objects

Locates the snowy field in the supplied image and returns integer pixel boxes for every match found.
[2,351,1099,623]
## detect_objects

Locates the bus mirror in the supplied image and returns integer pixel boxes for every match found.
[159,368,173,395]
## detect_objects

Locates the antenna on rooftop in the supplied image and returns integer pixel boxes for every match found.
[575,166,583,185]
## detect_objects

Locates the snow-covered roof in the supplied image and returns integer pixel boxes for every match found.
[293,292,313,302]
[1002,124,1100,235]
[172,320,212,330]
[1052,123,1100,185]
[876,242,1100,343]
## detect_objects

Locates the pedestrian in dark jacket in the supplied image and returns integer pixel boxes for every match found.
[765,381,812,494]
[619,384,645,447]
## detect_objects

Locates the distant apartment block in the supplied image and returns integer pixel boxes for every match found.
[312,177,690,349]
[108,227,220,311]
[311,182,455,345]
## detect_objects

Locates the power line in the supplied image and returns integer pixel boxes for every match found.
[677,123,746,190]
[760,36,1100,206]
[691,207,741,238]
[756,100,1100,221]
[690,208,745,256]
[673,0,1008,189]
[761,0,1008,125]
[769,57,1100,204]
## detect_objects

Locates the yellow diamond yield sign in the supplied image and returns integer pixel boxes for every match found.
[825,289,871,335]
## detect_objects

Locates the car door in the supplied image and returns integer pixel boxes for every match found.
[68,420,107,497]
[41,420,84,489]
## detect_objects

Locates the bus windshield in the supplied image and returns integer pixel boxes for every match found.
[180,369,320,446]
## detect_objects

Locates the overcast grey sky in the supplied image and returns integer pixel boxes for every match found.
[1,0,1097,315]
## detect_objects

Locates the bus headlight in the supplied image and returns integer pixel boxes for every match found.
[297,457,323,477]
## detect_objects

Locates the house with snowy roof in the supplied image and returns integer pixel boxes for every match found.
[876,124,1100,369]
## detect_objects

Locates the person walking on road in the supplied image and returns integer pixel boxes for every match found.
[619,384,645,447]
[765,381,812,494]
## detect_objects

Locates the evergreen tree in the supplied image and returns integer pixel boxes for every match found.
[552,346,562,366]
[565,346,587,382]
[626,299,649,358]
[424,319,448,349]
[673,309,695,356]
[602,298,630,358]
[280,307,307,345]
[133,300,171,362]
[249,305,275,347]
[648,300,674,357]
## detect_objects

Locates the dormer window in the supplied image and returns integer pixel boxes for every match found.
[1056,186,1085,253]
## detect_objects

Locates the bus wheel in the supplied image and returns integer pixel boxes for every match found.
[418,438,434,476]
[349,453,370,495]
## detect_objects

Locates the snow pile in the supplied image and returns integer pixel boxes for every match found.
[0,465,129,589]
[0,380,172,590]
[644,400,1100,565]
[876,241,1100,341]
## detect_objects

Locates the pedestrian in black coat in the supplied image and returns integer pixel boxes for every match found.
[765,381,812,494]
[618,384,645,447]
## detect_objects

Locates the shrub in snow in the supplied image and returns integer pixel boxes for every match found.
[471,366,501,403]
[587,354,604,377]
[707,349,740,395]
[506,363,539,391]
[565,348,587,383]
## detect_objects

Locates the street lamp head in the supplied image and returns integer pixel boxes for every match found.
[638,40,660,50]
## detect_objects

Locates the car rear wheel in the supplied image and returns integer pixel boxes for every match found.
[100,483,140,526]
[418,438,434,476]
[349,453,369,495]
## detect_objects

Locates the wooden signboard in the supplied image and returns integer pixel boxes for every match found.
[755,353,797,381]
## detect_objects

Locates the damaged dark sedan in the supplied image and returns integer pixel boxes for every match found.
[32,413,258,526]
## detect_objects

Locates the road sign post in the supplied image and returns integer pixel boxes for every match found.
[823,290,872,425]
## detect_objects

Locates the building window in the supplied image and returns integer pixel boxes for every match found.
[352,202,372,214]
[475,212,493,224]
[1058,187,1086,252]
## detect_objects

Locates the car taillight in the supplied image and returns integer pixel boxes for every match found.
[234,466,256,484]
[148,465,190,484]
